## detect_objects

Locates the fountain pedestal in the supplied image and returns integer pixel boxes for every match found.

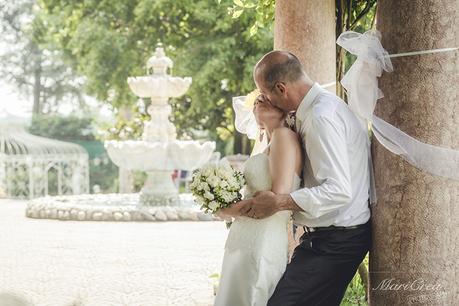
[140,171,179,206]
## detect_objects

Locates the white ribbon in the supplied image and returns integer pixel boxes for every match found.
[232,96,258,140]
[389,47,458,58]
[337,30,459,205]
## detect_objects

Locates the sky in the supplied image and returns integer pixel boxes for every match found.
[0,81,32,117]
[0,79,115,123]
[0,40,113,121]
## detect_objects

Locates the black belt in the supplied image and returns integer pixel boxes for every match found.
[302,221,369,233]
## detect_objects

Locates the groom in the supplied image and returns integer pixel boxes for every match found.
[237,51,372,305]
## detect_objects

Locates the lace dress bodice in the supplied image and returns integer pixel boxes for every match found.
[243,152,301,198]
[224,152,301,252]
[243,153,273,198]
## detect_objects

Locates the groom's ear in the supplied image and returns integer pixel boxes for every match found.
[275,82,287,95]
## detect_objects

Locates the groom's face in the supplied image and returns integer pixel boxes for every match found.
[254,77,288,113]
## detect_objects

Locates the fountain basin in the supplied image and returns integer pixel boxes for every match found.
[26,193,219,222]
[127,75,192,99]
[105,140,215,171]
[105,139,215,206]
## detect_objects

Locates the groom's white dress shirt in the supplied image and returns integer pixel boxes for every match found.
[291,83,371,227]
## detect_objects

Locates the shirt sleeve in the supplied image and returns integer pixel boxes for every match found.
[290,113,352,218]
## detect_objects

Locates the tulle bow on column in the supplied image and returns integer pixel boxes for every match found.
[337,30,459,205]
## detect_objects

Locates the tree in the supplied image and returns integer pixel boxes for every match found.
[38,0,274,155]
[0,0,86,116]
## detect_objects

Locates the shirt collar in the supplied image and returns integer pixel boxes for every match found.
[296,82,323,122]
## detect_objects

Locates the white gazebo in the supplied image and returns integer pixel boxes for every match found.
[0,114,89,199]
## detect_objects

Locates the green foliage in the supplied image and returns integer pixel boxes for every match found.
[341,255,369,306]
[227,0,275,36]
[98,106,149,141]
[38,0,274,155]
[29,114,95,141]
[336,0,377,36]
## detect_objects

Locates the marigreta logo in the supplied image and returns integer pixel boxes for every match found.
[372,278,442,291]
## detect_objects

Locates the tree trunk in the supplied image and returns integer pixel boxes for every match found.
[273,0,336,255]
[233,132,251,155]
[371,1,459,305]
[32,53,42,115]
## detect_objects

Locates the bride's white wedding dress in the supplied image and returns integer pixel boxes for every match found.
[214,151,301,306]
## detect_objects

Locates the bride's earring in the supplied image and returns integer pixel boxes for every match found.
[259,130,264,142]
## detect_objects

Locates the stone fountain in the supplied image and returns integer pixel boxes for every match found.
[105,46,216,206]
[25,46,218,222]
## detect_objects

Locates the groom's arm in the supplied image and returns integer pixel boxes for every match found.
[284,114,352,218]
[276,194,304,211]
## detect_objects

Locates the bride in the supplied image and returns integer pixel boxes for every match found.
[214,95,303,306]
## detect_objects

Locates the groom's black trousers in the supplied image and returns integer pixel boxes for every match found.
[267,219,371,306]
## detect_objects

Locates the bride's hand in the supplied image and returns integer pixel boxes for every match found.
[217,201,250,218]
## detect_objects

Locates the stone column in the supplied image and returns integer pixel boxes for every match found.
[274,0,336,255]
[371,1,459,304]
[274,0,336,87]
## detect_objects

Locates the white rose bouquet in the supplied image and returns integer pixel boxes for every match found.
[190,160,245,214]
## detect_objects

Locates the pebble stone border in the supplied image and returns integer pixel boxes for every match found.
[25,193,221,222]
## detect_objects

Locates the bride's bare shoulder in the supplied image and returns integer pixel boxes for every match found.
[270,127,303,176]
[271,126,300,146]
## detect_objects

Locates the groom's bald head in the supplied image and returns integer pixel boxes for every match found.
[254,51,305,89]
[253,51,312,112]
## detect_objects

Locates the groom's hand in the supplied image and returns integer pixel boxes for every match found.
[241,191,280,219]
[217,200,251,218]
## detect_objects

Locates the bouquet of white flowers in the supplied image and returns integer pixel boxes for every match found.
[190,161,245,214]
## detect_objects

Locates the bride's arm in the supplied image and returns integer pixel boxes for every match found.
[269,127,301,194]
[218,127,302,219]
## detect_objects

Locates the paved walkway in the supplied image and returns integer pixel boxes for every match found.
[0,199,228,306]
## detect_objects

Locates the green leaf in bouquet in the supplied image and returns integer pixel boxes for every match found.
[209,273,220,279]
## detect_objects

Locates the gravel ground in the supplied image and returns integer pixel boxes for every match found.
[0,199,227,306]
